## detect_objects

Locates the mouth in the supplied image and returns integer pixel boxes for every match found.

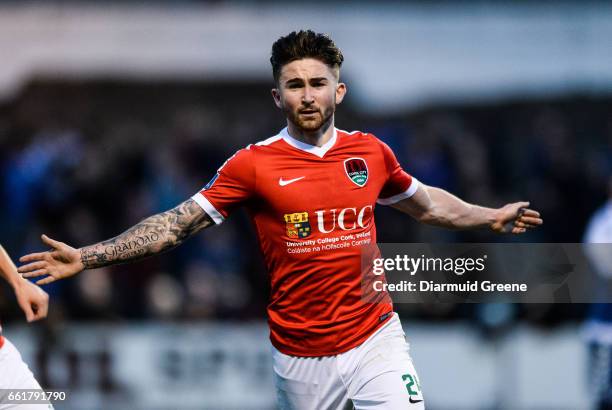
[299,110,318,115]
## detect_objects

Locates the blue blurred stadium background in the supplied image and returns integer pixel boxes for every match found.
[1,1,611,409]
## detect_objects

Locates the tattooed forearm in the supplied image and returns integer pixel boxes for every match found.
[80,199,213,269]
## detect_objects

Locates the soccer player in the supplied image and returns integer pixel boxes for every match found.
[583,176,612,410]
[0,245,52,410]
[18,30,543,409]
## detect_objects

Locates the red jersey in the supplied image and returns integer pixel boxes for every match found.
[193,128,419,356]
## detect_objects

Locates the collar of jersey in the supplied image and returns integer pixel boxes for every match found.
[280,127,338,158]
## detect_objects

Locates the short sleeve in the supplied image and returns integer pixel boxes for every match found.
[376,139,420,206]
[192,147,255,224]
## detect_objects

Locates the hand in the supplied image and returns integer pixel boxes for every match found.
[13,279,49,322]
[18,234,84,285]
[490,202,543,234]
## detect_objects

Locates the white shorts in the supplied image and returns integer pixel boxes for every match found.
[0,338,53,410]
[272,313,425,410]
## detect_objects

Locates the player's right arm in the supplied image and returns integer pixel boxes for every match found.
[18,198,213,285]
[19,145,254,286]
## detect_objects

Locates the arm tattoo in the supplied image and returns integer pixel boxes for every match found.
[80,199,214,269]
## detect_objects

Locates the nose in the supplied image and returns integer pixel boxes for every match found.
[302,85,315,105]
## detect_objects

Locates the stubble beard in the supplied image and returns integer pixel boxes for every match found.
[288,105,335,133]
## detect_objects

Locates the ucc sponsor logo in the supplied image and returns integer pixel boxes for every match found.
[284,205,373,237]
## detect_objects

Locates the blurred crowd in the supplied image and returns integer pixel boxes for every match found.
[1,80,611,327]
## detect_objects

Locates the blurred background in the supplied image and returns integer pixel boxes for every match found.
[1,1,612,409]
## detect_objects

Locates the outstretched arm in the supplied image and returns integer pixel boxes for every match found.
[392,184,543,233]
[18,198,213,285]
[0,245,49,321]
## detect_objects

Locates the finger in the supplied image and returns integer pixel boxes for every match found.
[515,201,530,210]
[37,299,49,319]
[18,301,35,322]
[41,234,63,249]
[516,222,540,229]
[517,223,540,229]
[520,209,540,218]
[36,276,57,286]
[26,309,36,322]
[519,216,543,225]
[515,217,543,225]
[21,269,48,278]
[511,227,527,234]
[17,261,47,273]
[19,252,48,263]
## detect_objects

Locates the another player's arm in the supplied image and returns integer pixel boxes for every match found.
[0,245,49,321]
[0,245,24,290]
[392,184,543,233]
[18,198,213,285]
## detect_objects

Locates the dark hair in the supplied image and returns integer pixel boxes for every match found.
[270,30,344,83]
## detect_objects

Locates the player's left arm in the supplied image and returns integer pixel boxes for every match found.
[0,245,49,322]
[392,183,543,234]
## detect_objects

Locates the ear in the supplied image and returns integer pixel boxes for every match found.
[335,82,347,105]
[271,88,282,109]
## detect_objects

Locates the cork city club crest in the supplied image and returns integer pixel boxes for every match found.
[284,212,312,239]
[344,157,369,187]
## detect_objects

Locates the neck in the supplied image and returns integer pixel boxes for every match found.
[286,116,335,147]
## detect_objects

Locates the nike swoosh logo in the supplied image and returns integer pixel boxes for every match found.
[279,176,305,186]
[409,397,423,404]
